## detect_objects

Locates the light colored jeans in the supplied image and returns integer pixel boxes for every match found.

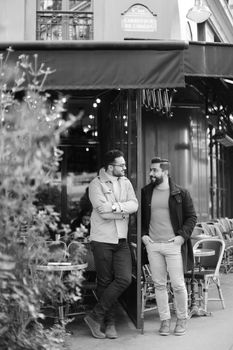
[146,241,188,321]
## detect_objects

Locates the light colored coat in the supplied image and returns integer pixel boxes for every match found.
[89,168,138,243]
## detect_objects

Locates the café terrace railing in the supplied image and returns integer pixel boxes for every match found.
[36,10,94,40]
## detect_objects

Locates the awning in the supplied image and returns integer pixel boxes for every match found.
[184,41,233,79]
[2,41,233,90]
[0,41,188,90]
[184,42,233,111]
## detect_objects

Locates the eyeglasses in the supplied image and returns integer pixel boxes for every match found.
[111,163,127,169]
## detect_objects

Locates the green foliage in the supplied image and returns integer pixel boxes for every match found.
[0,49,85,349]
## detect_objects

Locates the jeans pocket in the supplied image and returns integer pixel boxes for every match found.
[173,241,181,251]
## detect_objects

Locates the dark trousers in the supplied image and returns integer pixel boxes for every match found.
[91,240,132,323]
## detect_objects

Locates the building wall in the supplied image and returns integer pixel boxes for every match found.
[0,0,198,42]
[94,0,181,41]
[0,0,27,41]
[1,0,233,43]
[25,0,37,41]
[0,0,183,41]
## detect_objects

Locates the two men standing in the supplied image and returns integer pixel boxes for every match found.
[85,151,196,338]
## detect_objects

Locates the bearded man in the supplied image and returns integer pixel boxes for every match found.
[141,157,196,336]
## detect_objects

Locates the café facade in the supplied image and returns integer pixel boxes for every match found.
[1,39,233,327]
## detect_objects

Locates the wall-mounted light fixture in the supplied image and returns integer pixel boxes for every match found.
[186,0,212,23]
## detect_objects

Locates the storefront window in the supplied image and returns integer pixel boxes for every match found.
[107,90,129,156]
[46,90,138,249]
[102,90,138,240]
[58,95,99,224]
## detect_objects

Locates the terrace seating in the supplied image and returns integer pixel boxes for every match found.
[48,241,67,262]
[32,240,97,322]
[197,222,217,237]
[65,241,97,318]
[191,225,211,242]
[185,238,225,313]
[209,221,233,273]
[196,220,233,273]
[140,263,158,334]
[217,220,233,273]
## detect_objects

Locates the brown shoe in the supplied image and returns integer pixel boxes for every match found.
[159,319,171,336]
[105,324,118,339]
[84,314,106,339]
[174,319,186,336]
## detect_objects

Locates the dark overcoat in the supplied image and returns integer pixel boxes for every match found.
[141,177,197,273]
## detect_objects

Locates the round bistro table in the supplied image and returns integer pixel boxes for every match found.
[35,262,88,322]
[189,248,215,318]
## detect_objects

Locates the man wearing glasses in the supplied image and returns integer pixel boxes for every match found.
[85,149,138,339]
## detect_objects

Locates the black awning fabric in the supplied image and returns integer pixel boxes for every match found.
[0,41,187,90]
[3,41,233,89]
[184,41,233,79]
[44,49,185,89]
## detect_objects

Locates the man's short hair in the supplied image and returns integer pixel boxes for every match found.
[103,149,124,170]
[151,157,170,172]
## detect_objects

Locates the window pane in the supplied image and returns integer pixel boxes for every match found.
[37,15,63,40]
[68,14,93,40]
[69,0,91,11]
[39,0,62,11]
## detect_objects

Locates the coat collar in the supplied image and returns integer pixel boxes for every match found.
[169,177,181,196]
[98,167,113,183]
[145,177,181,196]
[98,167,126,183]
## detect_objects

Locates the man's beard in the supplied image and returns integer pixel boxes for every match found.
[150,176,163,187]
[113,170,124,178]
[113,171,124,178]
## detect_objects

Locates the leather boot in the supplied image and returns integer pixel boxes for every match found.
[174,318,187,336]
[84,303,106,339]
[105,324,118,339]
[159,319,171,336]
[84,313,106,339]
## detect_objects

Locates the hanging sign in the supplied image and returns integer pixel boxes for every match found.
[121,4,157,32]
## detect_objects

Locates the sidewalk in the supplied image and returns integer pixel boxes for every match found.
[68,273,233,350]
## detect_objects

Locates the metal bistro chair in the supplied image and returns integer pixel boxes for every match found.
[185,238,225,313]
[33,240,68,322]
[191,225,212,244]
[141,263,157,334]
[47,241,67,262]
[65,241,97,318]
[207,221,233,274]
[196,223,216,237]
[130,242,157,334]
